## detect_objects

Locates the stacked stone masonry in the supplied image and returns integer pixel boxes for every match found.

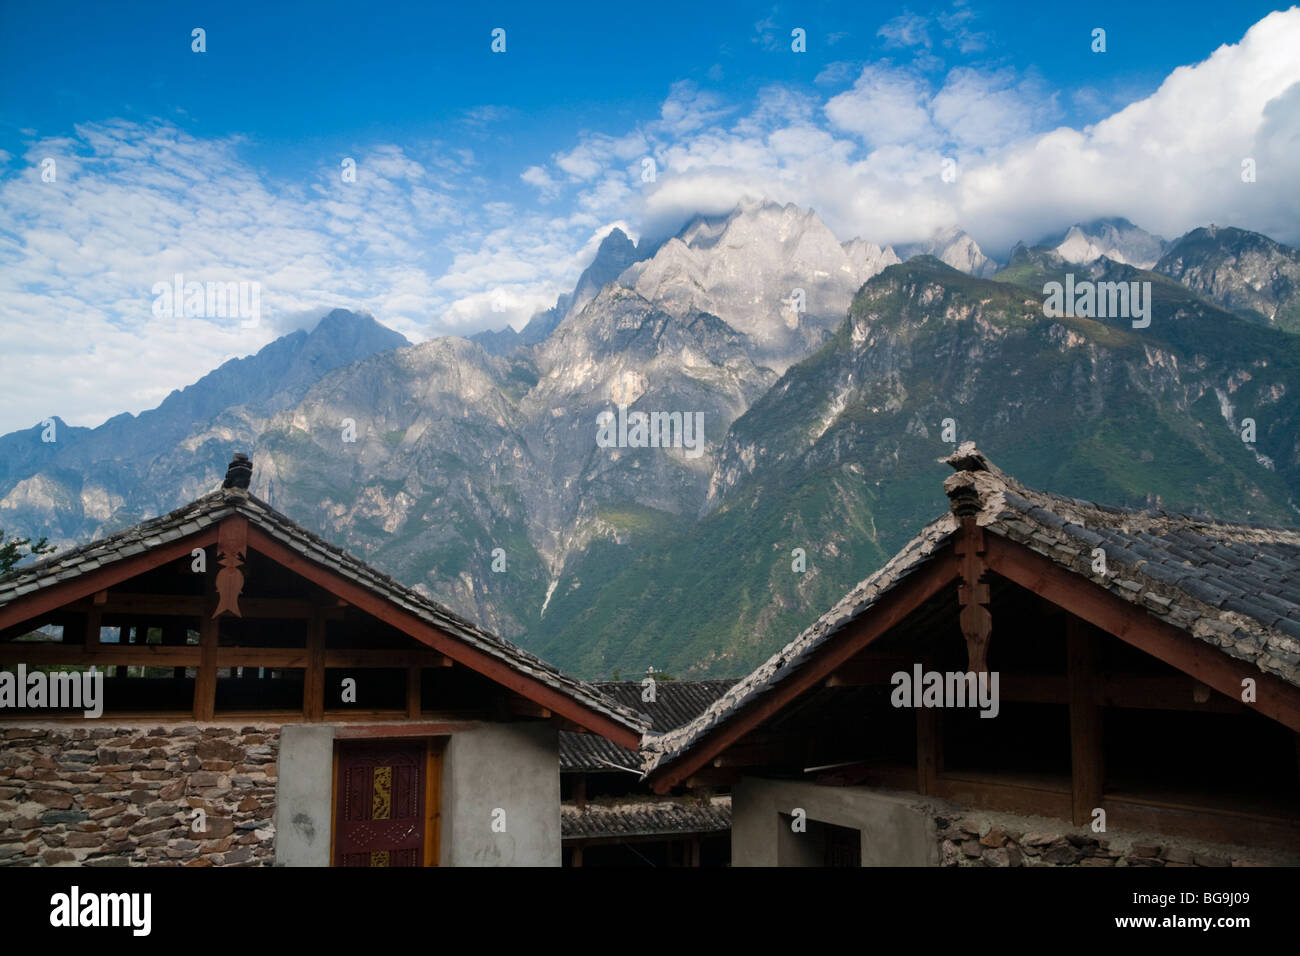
[0,722,279,867]
[936,816,1270,867]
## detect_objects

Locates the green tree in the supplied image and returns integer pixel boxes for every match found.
[0,530,55,576]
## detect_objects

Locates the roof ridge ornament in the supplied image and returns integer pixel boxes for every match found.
[941,440,989,473]
[940,441,1010,518]
[222,452,252,492]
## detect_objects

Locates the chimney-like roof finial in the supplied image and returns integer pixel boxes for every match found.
[940,441,991,517]
[222,452,252,491]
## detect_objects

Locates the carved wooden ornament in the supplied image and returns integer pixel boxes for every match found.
[213,518,248,618]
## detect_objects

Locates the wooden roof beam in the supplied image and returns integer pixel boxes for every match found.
[983,533,1300,733]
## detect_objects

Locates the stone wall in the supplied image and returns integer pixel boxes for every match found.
[936,816,1268,867]
[0,722,279,867]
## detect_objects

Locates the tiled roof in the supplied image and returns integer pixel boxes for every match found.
[0,486,649,737]
[559,680,734,772]
[561,795,731,840]
[643,442,1300,778]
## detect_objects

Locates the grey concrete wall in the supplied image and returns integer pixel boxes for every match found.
[273,724,336,867]
[441,722,560,867]
[732,777,939,867]
[272,720,561,867]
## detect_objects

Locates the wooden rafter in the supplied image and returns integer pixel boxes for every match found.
[65,593,345,620]
[0,527,220,634]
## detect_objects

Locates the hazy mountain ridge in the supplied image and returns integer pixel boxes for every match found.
[1044,217,1169,269]
[0,310,408,541]
[896,226,997,278]
[5,203,1300,677]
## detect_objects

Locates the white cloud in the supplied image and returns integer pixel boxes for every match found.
[3,8,1299,434]
[825,64,938,148]
[521,165,561,199]
[878,13,931,49]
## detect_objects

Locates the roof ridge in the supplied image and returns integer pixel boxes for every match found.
[943,440,1300,540]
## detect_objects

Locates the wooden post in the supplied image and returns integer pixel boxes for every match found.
[1067,616,1104,827]
[304,609,326,721]
[83,608,102,655]
[571,845,583,868]
[917,705,938,796]
[163,622,187,680]
[690,836,701,867]
[193,613,218,722]
[83,608,103,706]
[956,517,992,673]
[406,666,422,719]
[573,773,587,810]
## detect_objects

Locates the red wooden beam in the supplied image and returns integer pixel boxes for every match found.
[983,533,1300,733]
[649,544,961,793]
[244,526,643,750]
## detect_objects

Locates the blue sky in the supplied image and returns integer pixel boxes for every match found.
[1,1,1298,433]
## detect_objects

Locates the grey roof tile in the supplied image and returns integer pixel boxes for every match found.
[561,795,731,839]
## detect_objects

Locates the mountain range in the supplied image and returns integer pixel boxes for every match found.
[4,201,1300,678]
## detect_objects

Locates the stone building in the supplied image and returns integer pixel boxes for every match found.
[0,454,647,866]
[643,444,1300,867]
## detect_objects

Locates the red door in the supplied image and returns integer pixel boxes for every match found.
[334,740,427,867]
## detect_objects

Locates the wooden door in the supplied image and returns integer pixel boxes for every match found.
[333,739,431,867]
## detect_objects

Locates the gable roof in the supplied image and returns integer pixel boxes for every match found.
[0,479,649,742]
[642,442,1300,780]
[559,679,735,772]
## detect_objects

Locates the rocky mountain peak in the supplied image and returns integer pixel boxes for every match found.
[1155,225,1300,330]
[1047,217,1168,269]
[897,227,998,277]
[618,200,899,369]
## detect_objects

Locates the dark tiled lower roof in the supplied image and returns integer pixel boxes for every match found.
[0,486,648,738]
[559,680,735,772]
[561,796,731,840]
[643,442,1300,777]
[593,680,738,731]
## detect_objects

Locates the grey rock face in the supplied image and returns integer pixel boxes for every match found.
[620,199,899,372]
[1155,225,1300,331]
